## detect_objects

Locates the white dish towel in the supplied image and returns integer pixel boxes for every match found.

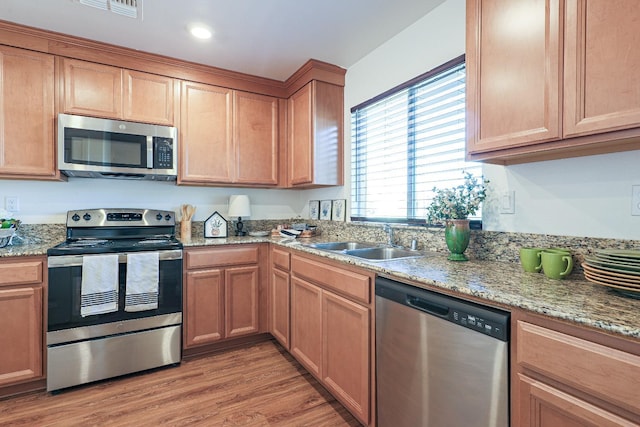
[81,254,119,317]
[125,252,159,312]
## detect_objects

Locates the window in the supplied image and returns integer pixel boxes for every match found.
[350,55,482,224]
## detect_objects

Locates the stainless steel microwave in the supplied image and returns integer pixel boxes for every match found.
[57,114,178,180]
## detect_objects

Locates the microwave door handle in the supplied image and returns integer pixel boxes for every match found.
[146,136,154,169]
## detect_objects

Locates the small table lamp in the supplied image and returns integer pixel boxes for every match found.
[228,195,251,236]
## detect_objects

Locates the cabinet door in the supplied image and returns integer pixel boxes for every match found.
[564,0,640,137]
[516,374,634,427]
[225,266,259,338]
[179,81,233,184]
[290,277,322,378]
[0,286,43,386]
[271,268,290,348]
[61,58,122,119]
[123,70,176,125]
[288,83,313,185]
[184,269,224,348]
[466,0,562,153]
[233,91,279,185]
[322,291,370,425]
[0,46,55,178]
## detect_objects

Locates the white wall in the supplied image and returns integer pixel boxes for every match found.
[0,178,305,223]
[308,0,640,240]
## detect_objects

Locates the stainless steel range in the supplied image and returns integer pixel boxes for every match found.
[46,208,183,392]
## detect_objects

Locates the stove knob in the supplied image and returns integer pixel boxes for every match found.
[72,213,81,222]
[165,214,172,221]
[156,213,163,221]
[83,213,92,221]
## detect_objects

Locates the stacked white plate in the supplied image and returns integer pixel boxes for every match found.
[582,250,640,299]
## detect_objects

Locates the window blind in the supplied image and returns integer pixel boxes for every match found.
[350,56,482,223]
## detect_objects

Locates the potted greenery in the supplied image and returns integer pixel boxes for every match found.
[426,172,488,261]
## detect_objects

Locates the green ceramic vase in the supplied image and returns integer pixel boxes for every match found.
[445,219,471,261]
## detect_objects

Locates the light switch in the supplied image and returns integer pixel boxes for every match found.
[500,191,515,214]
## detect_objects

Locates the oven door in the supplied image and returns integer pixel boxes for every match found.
[47,250,182,332]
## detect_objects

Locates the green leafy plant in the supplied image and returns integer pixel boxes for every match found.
[427,172,489,223]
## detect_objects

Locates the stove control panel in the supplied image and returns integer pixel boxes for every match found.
[67,208,175,227]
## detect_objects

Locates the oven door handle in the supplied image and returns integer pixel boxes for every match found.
[48,249,183,268]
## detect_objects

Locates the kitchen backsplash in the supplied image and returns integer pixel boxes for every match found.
[14,220,639,276]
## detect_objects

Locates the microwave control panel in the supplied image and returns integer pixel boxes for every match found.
[153,137,174,169]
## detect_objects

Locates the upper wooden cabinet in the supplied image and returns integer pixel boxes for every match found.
[60,58,177,126]
[563,0,640,138]
[466,0,640,164]
[0,46,56,180]
[466,0,562,154]
[179,81,279,186]
[288,81,343,187]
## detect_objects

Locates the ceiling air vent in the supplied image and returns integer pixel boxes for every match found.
[78,0,142,19]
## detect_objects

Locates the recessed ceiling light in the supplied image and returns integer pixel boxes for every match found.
[189,25,212,40]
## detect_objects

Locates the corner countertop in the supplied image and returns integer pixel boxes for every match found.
[266,238,640,340]
[4,235,639,340]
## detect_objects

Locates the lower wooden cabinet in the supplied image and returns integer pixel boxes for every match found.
[288,252,374,426]
[183,245,263,349]
[290,277,323,377]
[270,252,291,349]
[512,311,640,426]
[0,257,45,387]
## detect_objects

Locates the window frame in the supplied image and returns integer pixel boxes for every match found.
[349,55,482,228]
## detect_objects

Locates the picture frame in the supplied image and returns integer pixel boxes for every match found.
[319,200,332,220]
[204,211,228,238]
[331,199,346,221]
[309,200,320,220]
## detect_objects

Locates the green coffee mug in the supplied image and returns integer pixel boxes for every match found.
[541,250,573,279]
[519,247,544,272]
[546,247,571,255]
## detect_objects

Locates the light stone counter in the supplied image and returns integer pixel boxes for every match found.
[270,237,640,340]
[3,233,638,340]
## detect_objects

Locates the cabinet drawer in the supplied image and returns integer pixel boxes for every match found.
[0,260,44,287]
[517,320,640,414]
[186,246,259,269]
[291,255,370,304]
[272,248,290,271]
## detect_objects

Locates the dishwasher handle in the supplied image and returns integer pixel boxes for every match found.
[406,296,449,317]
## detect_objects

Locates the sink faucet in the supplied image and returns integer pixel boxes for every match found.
[383,224,394,246]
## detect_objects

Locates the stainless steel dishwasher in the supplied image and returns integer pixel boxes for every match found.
[376,277,510,427]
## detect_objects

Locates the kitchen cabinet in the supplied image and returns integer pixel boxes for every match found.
[0,257,45,388]
[288,80,343,187]
[0,46,56,180]
[60,58,177,125]
[270,247,291,349]
[512,311,640,426]
[183,245,262,349]
[289,253,373,425]
[466,0,640,164]
[179,82,280,186]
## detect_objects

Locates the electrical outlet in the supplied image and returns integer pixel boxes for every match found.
[5,196,19,212]
[632,186,640,216]
[500,191,515,214]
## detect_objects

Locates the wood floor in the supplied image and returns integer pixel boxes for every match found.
[0,340,362,426]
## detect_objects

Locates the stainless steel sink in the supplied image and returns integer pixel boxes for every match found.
[305,241,380,251]
[343,247,422,261]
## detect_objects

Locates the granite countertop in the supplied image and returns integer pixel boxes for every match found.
[269,237,640,340]
[4,235,639,340]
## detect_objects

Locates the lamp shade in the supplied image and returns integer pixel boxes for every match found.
[228,195,251,218]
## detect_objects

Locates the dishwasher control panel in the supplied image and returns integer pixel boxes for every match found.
[451,310,508,341]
